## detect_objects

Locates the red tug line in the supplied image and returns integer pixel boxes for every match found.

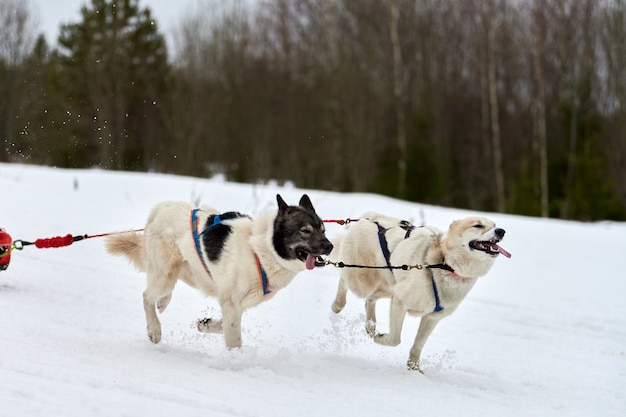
[0,228,144,271]
[0,218,358,271]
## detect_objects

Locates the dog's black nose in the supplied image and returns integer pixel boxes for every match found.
[321,241,334,254]
[494,228,505,239]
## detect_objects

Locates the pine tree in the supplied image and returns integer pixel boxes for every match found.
[56,0,168,170]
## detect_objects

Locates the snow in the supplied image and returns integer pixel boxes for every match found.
[1,163,624,417]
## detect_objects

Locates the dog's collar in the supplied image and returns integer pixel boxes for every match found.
[427,261,474,279]
[427,262,457,275]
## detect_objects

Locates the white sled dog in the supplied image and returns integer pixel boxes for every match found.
[331,212,418,336]
[106,194,333,349]
[331,213,510,372]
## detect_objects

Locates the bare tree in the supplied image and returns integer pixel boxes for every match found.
[388,0,408,199]
[531,0,550,217]
[559,0,598,218]
[0,0,37,162]
[598,0,626,207]
[0,0,37,66]
[485,0,506,212]
[321,0,343,189]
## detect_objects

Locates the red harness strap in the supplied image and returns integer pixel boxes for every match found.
[190,208,212,278]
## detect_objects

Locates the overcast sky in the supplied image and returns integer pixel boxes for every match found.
[29,0,198,49]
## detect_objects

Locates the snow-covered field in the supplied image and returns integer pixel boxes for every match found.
[1,163,624,417]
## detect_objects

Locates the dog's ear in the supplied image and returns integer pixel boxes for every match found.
[276,194,288,211]
[299,194,315,212]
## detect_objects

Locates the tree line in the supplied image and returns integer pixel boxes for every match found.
[1,0,625,220]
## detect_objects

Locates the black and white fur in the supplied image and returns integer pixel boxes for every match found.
[106,194,332,349]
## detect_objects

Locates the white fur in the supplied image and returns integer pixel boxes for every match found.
[331,213,505,372]
[106,201,309,349]
[330,212,434,336]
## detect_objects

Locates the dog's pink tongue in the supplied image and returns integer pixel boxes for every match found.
[498,245,512,258]
[305,253,316,270]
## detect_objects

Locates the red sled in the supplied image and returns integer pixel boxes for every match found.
[0,228,12,271]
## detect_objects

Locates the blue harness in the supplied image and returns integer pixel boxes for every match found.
[375,221,443,313]
[190,209,270,295]
[191,208,212,276]
[429,272,444,312]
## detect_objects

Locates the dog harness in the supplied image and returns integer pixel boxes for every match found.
[375,221,444,313]
[190,209,271,295]
[191,209,212,276]
[375,221,414,272]
[428,270,444,312]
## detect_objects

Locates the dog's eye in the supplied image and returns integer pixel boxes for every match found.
[300,227,312,235]
[473,224,483,229]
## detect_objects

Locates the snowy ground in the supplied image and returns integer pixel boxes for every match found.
[1,163,624,417]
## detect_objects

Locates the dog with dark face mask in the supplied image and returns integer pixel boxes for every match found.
[106,195,332,349]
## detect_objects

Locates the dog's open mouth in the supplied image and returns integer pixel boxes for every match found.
[469,239,512,258]
[296,249,328,270]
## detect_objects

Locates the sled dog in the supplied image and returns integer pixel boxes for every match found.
[106,194,333,349]
[330,212,419,336]
[331,213,510,372]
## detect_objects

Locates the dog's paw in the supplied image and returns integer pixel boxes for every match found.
[197,317,223,333]
[365,321,376,338]
[407,359,424,374]
[147,325,162,344]
[373,333,400,346]
[331,300,345,314]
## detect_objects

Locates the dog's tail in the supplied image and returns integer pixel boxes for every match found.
[105,232,145,271]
